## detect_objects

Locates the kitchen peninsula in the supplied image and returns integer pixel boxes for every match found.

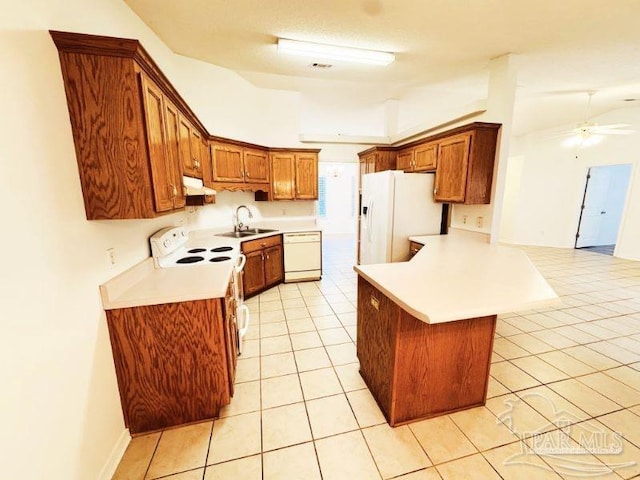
[354,232,557,426]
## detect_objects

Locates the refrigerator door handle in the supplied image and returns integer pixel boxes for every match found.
[367,199,375,243]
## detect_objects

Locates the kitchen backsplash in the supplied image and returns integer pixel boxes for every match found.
[184,191,317,231]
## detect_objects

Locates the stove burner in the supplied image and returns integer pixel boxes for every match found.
[209,256,231,263]
[188,248,206,253]
[177,256,205,264]
[211,246,233,253]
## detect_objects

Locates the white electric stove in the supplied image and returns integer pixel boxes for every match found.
[149,226,250,354]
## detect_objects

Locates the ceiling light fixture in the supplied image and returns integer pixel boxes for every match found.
[277,38,395,66]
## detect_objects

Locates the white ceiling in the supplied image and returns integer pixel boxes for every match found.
[124,0,640,135]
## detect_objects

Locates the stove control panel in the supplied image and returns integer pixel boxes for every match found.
[150,226,189,259]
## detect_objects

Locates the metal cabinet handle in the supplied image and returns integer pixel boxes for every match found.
[434,188,438,195]
[246,171,250,178]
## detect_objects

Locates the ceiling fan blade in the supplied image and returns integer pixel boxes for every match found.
[593,123,632,129]
[593,129,634,135]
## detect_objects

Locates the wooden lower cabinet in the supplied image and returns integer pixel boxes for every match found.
[241,235,284,297]
[409,241,423,257]
[243,250,266,296]
[264,244,284,286]
[106,298,232,434]
[357,277,496,426]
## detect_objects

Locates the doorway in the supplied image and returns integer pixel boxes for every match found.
[575,164,632,254]
[317,162,358,236]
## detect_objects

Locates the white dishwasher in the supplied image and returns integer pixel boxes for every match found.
[283,231,322,282]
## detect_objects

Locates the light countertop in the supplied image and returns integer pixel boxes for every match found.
[354,233,558,324]
[100,221,320,310]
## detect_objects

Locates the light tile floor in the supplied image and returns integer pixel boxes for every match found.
[113,237,640,480]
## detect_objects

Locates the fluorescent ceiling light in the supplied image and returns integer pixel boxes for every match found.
[277,38,395,66]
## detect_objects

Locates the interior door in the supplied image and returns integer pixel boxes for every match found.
[576,165,631,248]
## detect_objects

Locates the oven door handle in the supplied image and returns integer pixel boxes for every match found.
[235,253,246,273]
[237,304,250,336]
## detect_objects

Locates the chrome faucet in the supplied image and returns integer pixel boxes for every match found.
[234,205,253,232]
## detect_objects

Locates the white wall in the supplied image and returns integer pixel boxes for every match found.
[0,2,320,479]
[501,107,640,260]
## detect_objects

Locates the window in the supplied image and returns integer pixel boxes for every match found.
[318,176,327,217]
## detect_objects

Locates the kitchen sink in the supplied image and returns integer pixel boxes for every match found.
[217,228,277,238]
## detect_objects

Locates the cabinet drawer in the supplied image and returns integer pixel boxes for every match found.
[241,234,282,253]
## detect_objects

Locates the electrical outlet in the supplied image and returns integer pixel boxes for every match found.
[282,209,287,216]
[463,215,467,224]
[476,216,483,228]
[107,248,116,265]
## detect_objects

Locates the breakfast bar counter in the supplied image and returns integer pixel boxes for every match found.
[353,233,557,426]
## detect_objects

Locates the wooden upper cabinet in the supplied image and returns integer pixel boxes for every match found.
[212,142,244,182]
[357,123,498,205]
[295,153,318,199]
[414,142,438,171]
[243,148,269,183]
[271,153,296,200]
[396,149,414,172]
[50,31,323,215]
[434,133,472,203]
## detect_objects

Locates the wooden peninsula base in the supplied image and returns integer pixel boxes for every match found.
[357,276,497,426]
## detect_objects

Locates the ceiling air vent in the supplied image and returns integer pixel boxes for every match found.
[309,62,332,69]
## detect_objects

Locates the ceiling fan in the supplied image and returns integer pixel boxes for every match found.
[558,91,633,148]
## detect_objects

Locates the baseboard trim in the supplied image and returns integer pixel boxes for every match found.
[97,428,130,480]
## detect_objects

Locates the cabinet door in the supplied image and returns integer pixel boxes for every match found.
[243,148,269,183]
[396,149,414,172]
[243,250,266,296]
[140,74,174,212]
[212,143,244,182]
[271,153,296,200]
[414,142,438,171]
[295,154,318,199]
[434,133,472,203]
[264,244,283,286]
[163,99,186,208]
[178,116,197,177]
[190,128,203,178]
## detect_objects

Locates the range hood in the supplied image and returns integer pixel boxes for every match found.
[183,175,216,196]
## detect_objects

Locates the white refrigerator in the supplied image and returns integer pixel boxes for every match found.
[360,170,444,264]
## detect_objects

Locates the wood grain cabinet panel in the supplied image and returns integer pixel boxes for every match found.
[294,153,318,199]
[243,148,269,183]
[163,99,186,209]
[396,149,414,172]
[212,142,244,182]
[264,244,284,286]
[356,277,496,426]
[179,116,203,179]
[434,133,471,203]
[271,153,296,200]
[242,250,266,296]
[140,74,174,212]
[414,142,438,171]
[106,298,231,434]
